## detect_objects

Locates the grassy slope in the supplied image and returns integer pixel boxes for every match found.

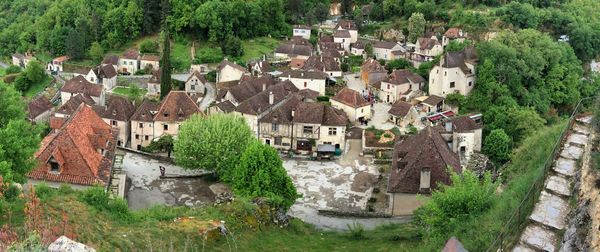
[240,37,280,62]
[23,76,53,98]
[111,86,147,97]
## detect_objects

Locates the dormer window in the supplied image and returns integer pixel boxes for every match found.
[49,156,60,172]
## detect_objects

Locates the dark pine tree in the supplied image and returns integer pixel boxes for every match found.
[160,0,172,99]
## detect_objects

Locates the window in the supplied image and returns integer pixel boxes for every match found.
[148,123,152,127]
[387,84,390,89]
[468,81,472,86]
[304,82,307,87]
[272,124,279,132]
[275,137,282,145]
[111,120,117,126]
[444,71,447,76]
[303,126,313,134]
[49,157,60,172]
[129,61,133,66]
[328,127,337,136]
[164,124,169,131]
[191,84,195,90]
[145,135,149,141]
[361,108,364,113]
[450,81,455,88]
[139,123,143,128]
[136,134,140,140]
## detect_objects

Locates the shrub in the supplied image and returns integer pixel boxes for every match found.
[80,187,133,222]
[368,197,377,203]
[373,187,380,193]
[139,39,159,53]
[383,133,392,138]
[194,47,225,64]
[34,183,55,201]
[5,65,22,75]
[3,184,21,201]
[316,96,329,102]
[58,184,74,194]
[205,71,217,82]
[347,221,365,239]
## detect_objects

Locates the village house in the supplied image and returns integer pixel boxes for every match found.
[293,25,312,39]
[130,91,202,149]
[321,49,342,61]
[60,75,103,105]
[351,41,365,57]
[442,28,468,47]
[387,126,462,215]
[209,100,236,115]
[288,58,306,70]
[47,56,69,73]
[302,55,342,77]
[80,65,118,90]
[248,60,270,76]
[140,54,160,71]
[12,52,36,68]
[373,41,404,61]
[259,97,348,152]
[331,88,371,122]
[234,81,299,137]
[318,41,345,56]
[27,96,54,123]
[378,69,425,103]
[274,43,313,60]
[280,69,328,95]
[102,55,119,72]
[442,116,483,165]
[147,70,161,96]
[388,101,417,128]
[412,37,443,63]
[28,104,118,190]
[335,19,358,43]
[118,50,140,74]
[360,58,388,87]
[216,59,250,83]
[190,63,211,74]
[55,93,135,147]
[185,71,208,96]
[223,75,277,106]
[333,30,352,52]
[429,46,478,97]
[418,95,446,114]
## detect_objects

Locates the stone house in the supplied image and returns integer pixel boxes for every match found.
[130,91,202,150]
[216,59,250,83]
[429,46,478,98]
[12,53,36,68]
[333,30,351,52]
[82,65,117,90]
[373,41,404,61]
[351,41,365,57]
[387,126,461,215]
[27,96,54,123]
[293,25,311,39]
[48,56,69,73]
[413,37,443,63]
[119,50,140,74]
[360,58,388,87]
[102,55,119,72]
[330,88,371,122]
[335,19,358,43]
[302,55,342,78]
[274,43,313,60]
[185,71,208,96]
[248,60,270,76]
[147,70,161,96]
[388,101,417,128]
[140,54,160,71]
[419,95,446,114]
[60,75,103,105]
[222,75,277,106]
[280,69,328,95]
[442,28,467,47]
[28,104,118,190]
[378,69,425,103]
[442,116,482,165]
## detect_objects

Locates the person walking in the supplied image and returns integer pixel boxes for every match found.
[159,165,166,177]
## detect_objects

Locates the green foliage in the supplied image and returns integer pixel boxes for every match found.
[34,183,55,201]
[174,114,253,182]
[316,96,330,102]
[483,129,513,164]
[194,47,224,64]
[347,221,365,240]
[497,2,540,29]
[139,39,159,53]
[80,187,132,222]
[445,40,471,53]
[385,59,413,72]
[232,140,299,210]
[444,93,466,108]
[160,30,172,99]
[221,35,244,57]
[7,232,45,252]
[484,106,546,144]
[340,62,349,72]
[414,170,498,243]
[407,124,418,134]
[205,70,217,82]
[126,84,144,104]
[3,184,21,202]
[142,134,174,155]
[408,13,426,43]
[5,65,22,75]
[88,42,105,64]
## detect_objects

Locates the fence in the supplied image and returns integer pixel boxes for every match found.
[485,97,595,251]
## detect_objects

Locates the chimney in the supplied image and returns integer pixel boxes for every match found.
[291,109,295,118]
[262,83,266,91]
[99,89,106,107]
[301,72,304,77]
[292,44,295,49]
[269,91,274,105]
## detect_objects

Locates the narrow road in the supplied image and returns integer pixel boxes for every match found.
[0,61,8,69]
[199,82,215,111]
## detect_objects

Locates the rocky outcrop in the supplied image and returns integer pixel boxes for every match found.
[48,236,96,252]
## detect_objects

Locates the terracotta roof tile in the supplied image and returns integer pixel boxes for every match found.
[92,95,135,122]
[228,75,277,103]
[302,56,341,72]
[141,54,160,62]
[334,29,351,38]
[331,88,370,108]
[102,55,119,65]
[235,81,299,115]
[448,116,481,133]
[418,37,441,50]
[56,94,96,115]
[122,50,140,60]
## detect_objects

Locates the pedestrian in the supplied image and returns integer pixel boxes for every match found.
[159,165,166,177]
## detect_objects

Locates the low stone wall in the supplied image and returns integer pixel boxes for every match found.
[318,209,392,218]
[116,146,174,163]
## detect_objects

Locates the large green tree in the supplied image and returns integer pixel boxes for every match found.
[483,129,512,164]
[160,0,172,99]
[174,114,253,182]
[233,140,299,210]
[407,12,426,43]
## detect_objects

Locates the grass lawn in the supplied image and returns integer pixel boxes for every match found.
[23,76,53,98]
[172,39,192,72]
[0,67,5,77]
[241,37,280,62]
[111,86,147,97]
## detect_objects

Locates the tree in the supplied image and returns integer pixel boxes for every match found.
[314,3,329,23]
[408,12,426,43]
[126,83,144,104]
[414,170,497,242]
[23,61,45,85]
[444,93,466,108]
[383,0,402,19]
[385,59,412,72]
[221,35,244,57]
[352,8,363,31]
[498,2,539,29]
[88,42,105,64]
[340,0,353,17]
[0,85,41,183]
[174,114,254,182]
[445,40,471,52]
[364,43,373,58]
[483,129,512,164]
[139,39,159,53]
[160,0,172,99]
[232,140,299,210]
[143,135,174,157]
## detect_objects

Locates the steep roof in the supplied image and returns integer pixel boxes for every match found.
[441,46,478,74]
[275,43,313,57]
[444,28,465,39]
[228,75,277,103]
[29,104,117,186]
[60,75,102,97]
[336,19,357,30]
[417,37,441,50]
[130,99,160,122]
[320,49,342,58]
[260,97,347,126]
[154,91,202,122]
[56,94,96,115]
[422,95,444,107]
[186,70,208,84]
[102,55,119,65]
[249,60,270,73]
[259,96,303,124]
[333,29,351,38]
[302,56,341,72]
[98,64,117,79]
[448,116,481,133]
[92,95,135,122]
[353,41,365,49]
[215,100,236,113]
[122,50,140,60]
[141,54,160,62]
[388,101,412,117]
[291,36,311,45]
[28,96,54,120]
[388,126,461,194]
[331,88,370,108]
[282,69,329,80]
[289,58,306,69]
[373,41,399,49]
[319,41,343,51]
[217,59,249,73]
[361,58,386,73]
[384,69,425,85]
[235,81,299,115]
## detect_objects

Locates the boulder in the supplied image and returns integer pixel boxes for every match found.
[48,236,95,252]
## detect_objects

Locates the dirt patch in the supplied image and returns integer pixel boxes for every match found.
[346,127,363,139]
[364,130,395,148]
[351,172,378,192]
[581,129,600,251]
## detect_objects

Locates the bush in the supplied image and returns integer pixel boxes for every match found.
[316,96,329,102]
[341,62,349,72]
[347,221,365,240]
[139,39,159,53]
[80,187,133,222]
[194,47,225,64]
[3,184,21,201]
[5,65,22,75]
[34,183,55,201]
[383,133,392,138]
[368,197,377,203]
[205,71,217,82]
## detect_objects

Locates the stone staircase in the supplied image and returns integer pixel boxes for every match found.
[108,151,127,198]
[513,118,591,252]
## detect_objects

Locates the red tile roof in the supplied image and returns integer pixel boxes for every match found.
[61,76,103,97]
[331,88,370,108]
[122,50,140,60]
[154,91,202,122]
[29,104,117,186]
